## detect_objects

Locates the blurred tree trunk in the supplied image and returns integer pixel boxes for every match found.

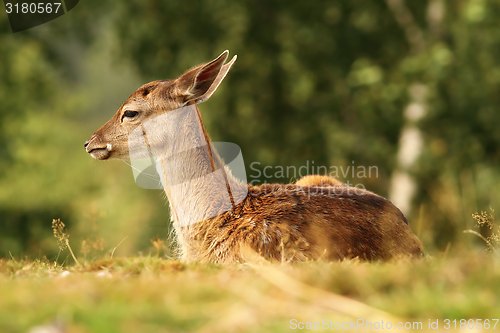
[387,0,443,215]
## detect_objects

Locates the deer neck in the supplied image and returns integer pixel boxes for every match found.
[146,103,247,229]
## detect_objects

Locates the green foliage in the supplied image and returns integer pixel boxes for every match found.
[0,17,169,258]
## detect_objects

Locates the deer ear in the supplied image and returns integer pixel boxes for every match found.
[178,50,237,104]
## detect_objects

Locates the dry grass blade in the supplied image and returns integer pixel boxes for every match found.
[463,230,492,249]
[195,265,356,333]
[236,248,411,331]
[52,218,82,267]
[251,263,406,327]
[110,236,129,259]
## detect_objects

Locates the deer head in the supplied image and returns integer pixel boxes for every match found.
[84,51,237,160]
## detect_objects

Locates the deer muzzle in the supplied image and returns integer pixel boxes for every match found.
[84,135,112,160]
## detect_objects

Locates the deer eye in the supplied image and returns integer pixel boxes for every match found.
[123,111,139,119]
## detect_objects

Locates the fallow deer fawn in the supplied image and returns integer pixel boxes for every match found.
[85,51,423,263]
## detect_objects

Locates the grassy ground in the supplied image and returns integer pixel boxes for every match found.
[1,249,499,333]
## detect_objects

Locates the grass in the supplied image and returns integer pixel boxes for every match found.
[0,212,498,332]
[1,250,500,333]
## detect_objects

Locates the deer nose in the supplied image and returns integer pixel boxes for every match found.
[84,140,90,149]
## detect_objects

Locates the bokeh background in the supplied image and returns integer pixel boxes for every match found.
[1,0,499,260]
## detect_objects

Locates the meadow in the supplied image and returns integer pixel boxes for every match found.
[1,235,499,332]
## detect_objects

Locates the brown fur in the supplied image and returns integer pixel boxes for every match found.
[295,175,345,187]
[85,51,423,263]
[178,184,422,263]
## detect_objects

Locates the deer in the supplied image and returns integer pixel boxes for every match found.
[84,50,423,263]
